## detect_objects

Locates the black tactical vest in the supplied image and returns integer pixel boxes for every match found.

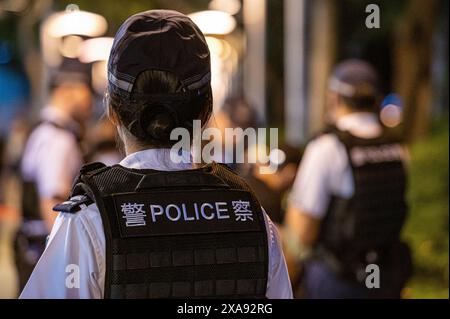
[316,127,408,279]
[55,162,269,299]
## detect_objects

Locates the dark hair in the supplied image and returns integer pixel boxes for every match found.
[221,96,261,129]
[330,59,380,111]
[108,70,212,147]
[278,144,302,169]
[340,94,378,111]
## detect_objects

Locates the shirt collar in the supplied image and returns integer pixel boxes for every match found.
[336,112,382,138]
[119,148,193,171]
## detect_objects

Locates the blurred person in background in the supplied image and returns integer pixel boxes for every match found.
[85,117,123,166]
[4,115,30,170]
[218,96,260,130]
[1,115,30,212]
[285,59,412,298]
[241,144,301,225]
[212,96,261,168]
[15,58,93,290]
[0,133,20,298]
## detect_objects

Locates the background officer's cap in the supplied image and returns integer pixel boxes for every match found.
[328,59,380,98]
[50,57,92,89]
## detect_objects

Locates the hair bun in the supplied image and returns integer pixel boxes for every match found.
[138,103,179,142]
[144,113,176,140]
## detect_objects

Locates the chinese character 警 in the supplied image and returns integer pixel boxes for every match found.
[121,203,147,227]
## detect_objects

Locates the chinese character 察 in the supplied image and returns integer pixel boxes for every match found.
[232,200,253,221]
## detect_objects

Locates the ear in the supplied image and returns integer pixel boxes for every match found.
[331,91,340,106]
[325,91,336,111]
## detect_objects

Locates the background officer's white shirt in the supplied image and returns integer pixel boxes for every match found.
[20,148,293,299]
[21,106,83,199]
[289,112,384,220]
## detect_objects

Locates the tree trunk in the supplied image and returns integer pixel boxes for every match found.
[392,0,439,141]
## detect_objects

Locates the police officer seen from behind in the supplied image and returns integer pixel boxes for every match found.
[20,10,292,299]
[285,59,412,298]
[16,60,92,289]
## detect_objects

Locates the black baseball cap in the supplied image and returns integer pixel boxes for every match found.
[107,10,211,100]
[50,57,92,89]
[328,59,380,98]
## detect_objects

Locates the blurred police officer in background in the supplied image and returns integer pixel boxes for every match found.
[20,10,292,299]
[241,144,301,225]
[84,117,123,166]
[285,59,412,298]
[0,134,20,298]
[213,96,261,169]
[15,59,92,289]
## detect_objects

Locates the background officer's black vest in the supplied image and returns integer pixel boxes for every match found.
[315,126,408,282]
[57,162,269,299]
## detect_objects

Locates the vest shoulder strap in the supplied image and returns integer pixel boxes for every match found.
[326,125,403,148]
[52,195,93,214]
[304,124,336,145]
[52,162,110,214]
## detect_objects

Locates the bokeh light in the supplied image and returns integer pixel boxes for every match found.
[188,10,236,35]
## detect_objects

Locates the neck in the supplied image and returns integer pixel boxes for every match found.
[50,92,65,108]
[119,127,173,156]
[125,143,148,156]
[117,126,140,156]
[335,105,354,120]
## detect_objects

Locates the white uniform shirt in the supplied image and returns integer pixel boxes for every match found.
[20,148,293,299]
[289,112,384,219]
[21,106,83,200]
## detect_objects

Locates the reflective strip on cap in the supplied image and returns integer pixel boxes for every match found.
[109,71,210,94]
[108,72,134,93]
[186,72,211,91]
[328,77,356,97]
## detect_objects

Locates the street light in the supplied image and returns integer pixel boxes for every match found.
[78,37,114,63]
[78,37,115,94]
[43,7,107,38]
[58,35,84,59]
[209,0,241,15]
[188,10,236,35]
[40,7,108,67]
